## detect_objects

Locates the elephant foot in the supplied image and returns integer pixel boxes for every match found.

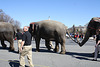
[2,44,7,49]
[47,47,52,50]
[53,49,59,53]
[46,45,52,50]
[53,49,56,53]
[35,49,40,52]
[9,47,15,51]
[48,48,51,51]
[60,51,66,54]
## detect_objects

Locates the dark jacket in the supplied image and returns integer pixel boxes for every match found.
[16,32,23,40]
[22,31,32,46]
[96,34,100,44]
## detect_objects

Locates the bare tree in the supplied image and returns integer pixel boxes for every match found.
[0,9,3,12]
[9,18,15,25]
[0,9,21,30]
[72,25,76,34]
[14,20,21,30]
[0,11,4,22]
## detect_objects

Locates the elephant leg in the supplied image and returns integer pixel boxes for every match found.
[1,40,7,49]
[8,39,14,51]
[60,39,66,54]
[54,42,59,53]
[35,38,40,52]
[45,40,51,50]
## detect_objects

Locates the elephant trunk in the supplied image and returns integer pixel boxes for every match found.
[79,30,90,47]
[66,29,80,44]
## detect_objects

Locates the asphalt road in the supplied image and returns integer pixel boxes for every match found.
[0,39,100,67]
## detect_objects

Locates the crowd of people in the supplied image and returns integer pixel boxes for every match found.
[73,33,84,42]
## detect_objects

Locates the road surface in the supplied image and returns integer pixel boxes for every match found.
[0,39,100,67]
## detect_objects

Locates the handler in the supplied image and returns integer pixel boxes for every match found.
[19,26,34,67]
[93,28,100,61]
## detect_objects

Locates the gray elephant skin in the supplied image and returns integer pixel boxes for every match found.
[0,22,15,51]
[29,20,67,54]
[79,17,100,46]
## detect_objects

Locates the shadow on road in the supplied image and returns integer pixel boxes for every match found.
[66,52,100,61]
[32,47,54,53]
[0,46,9,50]
[9,60,20,67]
[0,46,19,54]
[0,46,54,54]
[8,60,29,67]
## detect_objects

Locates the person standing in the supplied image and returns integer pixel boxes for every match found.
[16,29,23,52]
[93,28,100,61]
[19,26,34,67]
[74,33,78,42]
[79,33,84,41]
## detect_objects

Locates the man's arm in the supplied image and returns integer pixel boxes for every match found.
[20,41,25,52]
[96,40,100,47]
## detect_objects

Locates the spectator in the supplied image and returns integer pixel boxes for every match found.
[79,33,84,41]
[74,33,79,42]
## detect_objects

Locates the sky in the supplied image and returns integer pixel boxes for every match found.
[0,0,100,28]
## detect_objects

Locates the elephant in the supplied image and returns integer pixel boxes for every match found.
[79,17,100,46]
[29,20,78,54]
[0,22,15,51]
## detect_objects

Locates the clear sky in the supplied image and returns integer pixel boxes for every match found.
[0,0,100,28]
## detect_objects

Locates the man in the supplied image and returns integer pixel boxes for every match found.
[16,29,22,52]
[93,28,100,61]
[19,26,34,67]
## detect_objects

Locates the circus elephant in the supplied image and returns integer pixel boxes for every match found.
[0,22,15,51]
[79,17,100,46]
[29,20,78,54]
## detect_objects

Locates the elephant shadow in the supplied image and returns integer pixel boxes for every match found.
[0,46,9,50]
[8,60,28,67]
[0,46,19,54]
[66,52,100,62]
[32,47,54,53]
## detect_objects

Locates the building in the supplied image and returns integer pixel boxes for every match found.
[68,25,87,34]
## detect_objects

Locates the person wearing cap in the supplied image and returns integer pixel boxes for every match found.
[93,28,100,61]
[19,26,34,67]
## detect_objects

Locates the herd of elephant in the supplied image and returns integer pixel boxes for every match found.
[0,17,100,54]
